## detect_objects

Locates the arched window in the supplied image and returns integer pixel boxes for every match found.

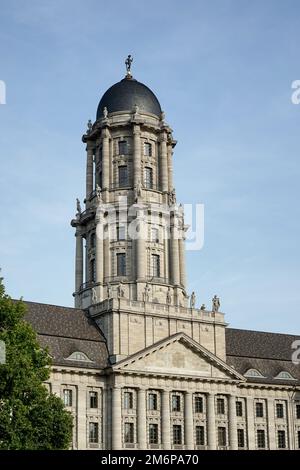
[244,368,264,378]
[66,351,93,362]
[275,371,296,380]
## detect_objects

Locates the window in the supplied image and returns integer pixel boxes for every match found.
[298,430,300,449]
[124,423,134,443]
[275,371,295,380]
[196,426,205,446]
[149,423,159,444]
[218,427,226,447]
[151,254,160,278]
[277,430,286,449]
[117,225,126,241]
[118,165,128,187]
[66,351,92,362]
[148,393,158,411]
[237,429,245,448]
[195,396,203,414]
[124,391,133,409]
[90,232,96,248]
[90,259,96,282]
[118,140,128,155]
[257,429,266,449]
[244,369,264,378]
[151,227,159,243]
[117,253,126,276]
[144,167,153,189]
[236,401,243,417]
[173,425,182,445]
[144,142,152,156]
[63,389,72,407]
[296,404,300,419]
[171,395,181,412]
[276,403,284,419]
[217,398,225,415]
[89,391,98,409]
[89,422,99,444]
[255,402,264,418]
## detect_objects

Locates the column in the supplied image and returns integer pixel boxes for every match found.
[95,212,104,285]
[207,394,216,449]
[77,386,87,449]
[111,387,122,450]
[162,390,171,449]
[102,127,110,190]
[228,395,238,450]
[75,230,83,292]
[103,225,111,283]
[267,399,276,449]
[179,235,186,288]
[86,144,94,199]
[137,389,147,449]
[133,124,141,186]
[160,131,168,192]
[170,221,180,285]
[136,209,146,281]
[184,391,194,449]
[246,397,255,449]
[167,142,174,192]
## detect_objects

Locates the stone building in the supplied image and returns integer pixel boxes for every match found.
[24,60,300,450]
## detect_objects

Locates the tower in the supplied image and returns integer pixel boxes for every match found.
[71,58,226,363]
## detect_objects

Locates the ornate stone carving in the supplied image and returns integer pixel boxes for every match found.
[212,295,220,313]
[91,287,98,304]
[190,291,196,308]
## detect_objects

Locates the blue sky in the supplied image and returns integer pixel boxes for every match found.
[0,0,299,334]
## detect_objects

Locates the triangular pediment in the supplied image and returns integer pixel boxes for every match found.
[112,333,245,381]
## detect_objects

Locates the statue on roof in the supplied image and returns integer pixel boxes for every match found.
[125,54,133,77]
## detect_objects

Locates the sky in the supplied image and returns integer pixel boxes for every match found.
[0,0,299,334]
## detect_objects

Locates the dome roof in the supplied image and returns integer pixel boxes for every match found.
[96,77,162,120]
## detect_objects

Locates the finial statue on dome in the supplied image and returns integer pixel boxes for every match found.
[125,54,133,78]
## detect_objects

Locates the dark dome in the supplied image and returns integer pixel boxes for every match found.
[96,77,162,120]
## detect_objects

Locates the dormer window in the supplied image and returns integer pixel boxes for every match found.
[244,368,264,378]
[118,140,128,155]
[66,351,93,362]
[275,371,296,380]
[144,142,152,156]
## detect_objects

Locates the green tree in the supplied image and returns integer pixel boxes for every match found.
[0,276,73,449]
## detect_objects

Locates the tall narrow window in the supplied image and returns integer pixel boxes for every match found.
[151,254,160,278]
[195,396,203,413]
[124,423,134,443]
[173,425,182,445]
[255,402,264,418]
[148,393,158,411]
[151,227,159,243]
[218,427,227,447]
[277,430,286,449]
[117,225,126,241]
[217,398,225,414]
[144,167,153,189]
[298,430,300,449]
[118,140,128,155]
[276,403,284,419]
[63,389,72,407]
[237,429,245,448]
[90,232,96,248]
[257,429,266,449]
[117,253,126,276]
[89,422,99,443]
[171,395,181,412]
[118,165,128,187]
[196,426,205,446]
[149,424,159,444]
[296,404,300,419]
[236,401,243,417]
[89,391,98,409]
[124,391,133,409]
[90,259,96,282]
[144,142,152,156]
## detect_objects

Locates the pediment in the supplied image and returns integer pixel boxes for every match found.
[113,333,245,381]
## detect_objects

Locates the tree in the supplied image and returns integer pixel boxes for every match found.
[0,276,73,449]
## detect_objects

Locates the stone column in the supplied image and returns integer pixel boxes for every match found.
[136,209,146,281]
[103,224,111,283]
[267,399,276,449]
[95,210,104,286]
[133,124,141,186]
[86,143,94,200]
[179,234,186,288]
[137,389,147,449]
[170,216,180,285]
[246,397,255,449]
[167,141,174,192]
[184,391,194,449]
[228,395,238,450]
[207,394,216,450]
[77,386,87,449]
[75,229,83,292]
[111,387,122,450]
[162,390,171,449]
[102,127,110,190]
[160,131,168,192]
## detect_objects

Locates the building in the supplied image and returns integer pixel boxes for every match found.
[24,59,300,450]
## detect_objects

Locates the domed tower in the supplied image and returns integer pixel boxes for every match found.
[71,58,225,362]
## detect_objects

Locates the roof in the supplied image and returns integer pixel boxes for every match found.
[226,328,300,385]
[23,301,109,370]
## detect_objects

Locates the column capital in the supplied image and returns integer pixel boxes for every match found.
[101,127,110,138]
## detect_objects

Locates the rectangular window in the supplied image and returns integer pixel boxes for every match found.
[237,429,245,448]
[257,429,266,449]
[89,422,99,444]
[196,426,205,446]
[277,430,286,449]
[117,225,126,241]
[217,398,225,415]
[195,396,203,414]
[90,259,96,282]
[218,427,227,447]
[144,167,153,189]
[173,425,182,445]
[236,401,243,417]
[118,165,128,187]
[298,430,300,449]
[90,232,96,248]
[144,142,152,156]
[296,404,300,419]
[171,395,181,412]
[124,391,133,409]
[117,253,126,276]
[255,402,264,418]
[118,140,128,155]
[276,403,284,419]
[148,393,158,411]
[63,389,72,407]
[89,391,98,409]
[149,423,159,444]
[151,254,160,278]
[151,227,159,243]
[124,422,134,443]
